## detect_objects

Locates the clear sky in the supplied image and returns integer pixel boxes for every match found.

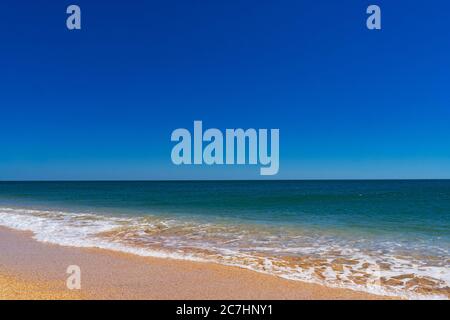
[0,1,449,180]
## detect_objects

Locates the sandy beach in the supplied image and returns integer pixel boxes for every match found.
[0,226,389,300]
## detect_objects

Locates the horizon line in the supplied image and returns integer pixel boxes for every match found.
[1,178,450,182]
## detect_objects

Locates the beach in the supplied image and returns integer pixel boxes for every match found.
[0,226,386,300]
[0,181,449,300]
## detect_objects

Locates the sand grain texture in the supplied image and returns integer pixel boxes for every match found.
[0,227,391,300]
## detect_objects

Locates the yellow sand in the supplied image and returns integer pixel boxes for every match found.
[0,227,394,300]
[0,273,84,300]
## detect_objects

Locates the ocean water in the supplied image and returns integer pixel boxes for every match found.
[0,180,449,299]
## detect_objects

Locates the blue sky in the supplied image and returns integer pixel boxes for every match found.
[0,1,449,180]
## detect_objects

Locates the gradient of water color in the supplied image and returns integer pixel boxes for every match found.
[0,180,449,299]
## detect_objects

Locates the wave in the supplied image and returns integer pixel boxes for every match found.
[0,206,448,299]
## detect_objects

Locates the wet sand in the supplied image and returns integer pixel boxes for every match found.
[0,226,391,300]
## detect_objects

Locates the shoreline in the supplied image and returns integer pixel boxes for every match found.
[0,226,390,300]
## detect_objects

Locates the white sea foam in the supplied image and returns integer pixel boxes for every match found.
[0,207,448,300]
[0,207,205,261]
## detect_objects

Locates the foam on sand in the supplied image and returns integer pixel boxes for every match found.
[0,207,448,299]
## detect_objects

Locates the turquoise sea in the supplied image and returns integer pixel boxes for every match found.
[0,180,449,299]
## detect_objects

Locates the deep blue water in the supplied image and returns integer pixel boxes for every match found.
[0,180,449,237]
